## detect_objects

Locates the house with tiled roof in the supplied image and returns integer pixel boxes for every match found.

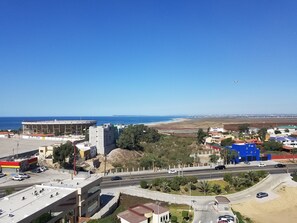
[117,203,170,223]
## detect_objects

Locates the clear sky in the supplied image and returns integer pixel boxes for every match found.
[0,0,296,116]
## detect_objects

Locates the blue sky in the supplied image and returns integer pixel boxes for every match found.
[0,0,296,116]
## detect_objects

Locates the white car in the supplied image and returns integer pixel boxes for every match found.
[17,173,30,179]
[168,169,177,174]
[12,175,24,181]
[258,163,266,167]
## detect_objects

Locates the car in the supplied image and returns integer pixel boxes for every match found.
[244,161,251,165]
[168,169,177,174]
[215,165,226,170]
[17,173,30,179]
[40,166,48,172]
[275,163,286,168]
[256,192,268,198]
[258,162,266,167]
[12,175,24,181]
[0,173,6,178]
[218,215,234,223]
[111,176,122,181]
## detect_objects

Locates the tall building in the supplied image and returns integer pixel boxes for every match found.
[89,124,119,155]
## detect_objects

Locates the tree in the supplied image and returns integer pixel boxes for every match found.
[117,125,160,150]
[285,129,290,133]
[197,128,207,145]
[212,184,222,195]
[220,137,234,147]
[274,130,281,134]
[238,124,250,134]
[263,140,283,151]
[197,181,211,195]
[53,141,77,167]
[257,128,267,141]
[220,148,238,164]
[209,154,219,163]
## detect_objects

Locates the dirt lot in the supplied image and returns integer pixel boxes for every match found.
[232,183,297,223]
[152,117,297,135]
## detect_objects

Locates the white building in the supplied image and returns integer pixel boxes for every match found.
[117,203,170,223]
[89,124,119,155]
[0,173,102,223]
[76,142,97,160]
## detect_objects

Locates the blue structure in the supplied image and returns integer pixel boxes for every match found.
[231,143,260,163]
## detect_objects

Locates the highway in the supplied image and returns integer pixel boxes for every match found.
[101,164,297,188]
[1,164,296,196]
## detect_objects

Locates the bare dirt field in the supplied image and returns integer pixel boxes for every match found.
[151,117,297,135]
[0,137,62,158]
[232,183,297,223]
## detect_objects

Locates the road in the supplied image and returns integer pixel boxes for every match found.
[1,164,296,196]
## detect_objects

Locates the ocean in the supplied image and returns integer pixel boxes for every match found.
[0,116,186,130]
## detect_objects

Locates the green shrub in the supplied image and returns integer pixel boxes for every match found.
[182,211,189,218]
[171,215,178,222]
[140,180,148,189]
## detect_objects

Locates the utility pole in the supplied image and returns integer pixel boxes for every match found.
[73,142,76,176]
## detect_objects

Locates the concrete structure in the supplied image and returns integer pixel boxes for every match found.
[214,196,231,212]
[76,142,97,160]
[270,136,297,149]
[22,120,96,136]
[0,173,102,223]
[231,143,260,163]
[0,157,38,172]
[38,143,61,161]
[89,124,119,155]
[117,203,170,223]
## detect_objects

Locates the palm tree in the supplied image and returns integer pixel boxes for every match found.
[160,181,170,193]
[197,181,211,195]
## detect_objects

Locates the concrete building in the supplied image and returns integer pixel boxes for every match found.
[0,157,38,173]
[89,124,119,155]
[231,143,260,163]
[0,174,102,223]
[76,142,97,160]
[22,120,96,136]
[38,143,61,161]
[270,136,297,149]
[117,203,170,223]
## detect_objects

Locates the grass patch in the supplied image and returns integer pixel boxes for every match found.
[169,204,192,223]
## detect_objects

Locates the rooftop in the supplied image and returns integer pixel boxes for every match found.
[0,185,76,223]
[42,173,102,189]
[22,120,97,125]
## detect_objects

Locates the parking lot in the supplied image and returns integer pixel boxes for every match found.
[0,137,62,158]
[0,168,73,188]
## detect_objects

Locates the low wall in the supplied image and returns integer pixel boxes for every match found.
[91,192,120,219]
[272,154,297,160]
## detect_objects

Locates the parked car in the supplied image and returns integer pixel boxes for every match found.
[256,192,268,198]
[40,166,48,172]
[111,176,122,181]
[0,173,6,178]
[217,215,234,223]
[258,162,266,167]
[18,173,30,179]
[12,175,24,181]
[275,163,286,168]
[244,161,251,165]
[215,165,226,170]
[168,169,177,174]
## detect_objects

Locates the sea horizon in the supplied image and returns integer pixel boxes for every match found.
[0,115,187,130]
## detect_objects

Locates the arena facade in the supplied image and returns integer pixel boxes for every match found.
[22,120,97,135]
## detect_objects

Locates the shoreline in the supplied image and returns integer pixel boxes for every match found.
[144,118,190,126]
